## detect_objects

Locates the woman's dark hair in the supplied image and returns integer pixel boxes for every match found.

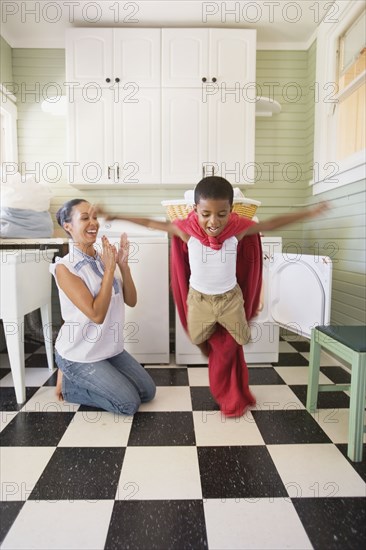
[194,176,234,206]
[56,198,87,233]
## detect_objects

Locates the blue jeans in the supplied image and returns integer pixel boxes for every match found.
[55,349,156,415]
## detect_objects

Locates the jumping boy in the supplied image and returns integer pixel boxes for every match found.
[94,176,328,415]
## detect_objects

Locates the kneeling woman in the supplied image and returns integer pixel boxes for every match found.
[51,198,156,414]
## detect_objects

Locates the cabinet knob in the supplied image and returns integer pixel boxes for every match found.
[212,77,217,83]
[115,77,120,83]
[106,78,111,83]
[202,77,207,82]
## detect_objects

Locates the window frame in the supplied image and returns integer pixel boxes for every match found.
[0,84,18,166]
[311,0,366,195]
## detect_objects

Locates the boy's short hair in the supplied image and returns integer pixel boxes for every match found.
[194,176,234,206]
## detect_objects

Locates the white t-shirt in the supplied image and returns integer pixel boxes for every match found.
[188,236,238,294]
[50,249,125,362]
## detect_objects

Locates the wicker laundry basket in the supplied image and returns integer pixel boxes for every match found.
[161,198,261,222]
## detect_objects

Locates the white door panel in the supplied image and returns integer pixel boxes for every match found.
[269,254,332,339]
[210,29,256,86]
[114,29,161,87]
[162,29,208,87]
[66,29,113,86]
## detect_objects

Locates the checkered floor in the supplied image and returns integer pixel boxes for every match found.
[0,337,365,550]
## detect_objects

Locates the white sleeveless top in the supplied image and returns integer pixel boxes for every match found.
[50,249,125,362]
[188,236,238,294]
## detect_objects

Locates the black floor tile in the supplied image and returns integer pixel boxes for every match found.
[0,387,39,411]
[251,410,332,444]
[198,446,288,499]
[105,500,208,550]
[248,367,286,385]
[336,444,366,482]
[24,341,44,354]
[0,368,11,380]
[272,353,309,366]
[145,367,189,386]
[320,366,351,384]
[190,387,219,411]
[289,341,310,352]
[0,412,75,446]
[30,447,125,501]
[42,370,58,386]
[290,384,350,408]
[292,497,366,550]
[0,502,25,544]
[25,354,50,368]
[128,412,196,446]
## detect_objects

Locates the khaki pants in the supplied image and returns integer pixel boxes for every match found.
[187,284,251,346]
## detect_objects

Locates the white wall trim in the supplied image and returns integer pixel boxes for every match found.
[310,159,366,196]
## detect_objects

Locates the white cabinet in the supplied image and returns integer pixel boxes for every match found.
[66,28,161,87]
[162,29,256,87]
[66,27,256,187]
[175,237,333,365]
[67,87,161,185]
[162,28,256,184]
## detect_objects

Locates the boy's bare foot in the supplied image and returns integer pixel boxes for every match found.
[197,341,209,357]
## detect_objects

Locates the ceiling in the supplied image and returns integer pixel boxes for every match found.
[2,0,337,49]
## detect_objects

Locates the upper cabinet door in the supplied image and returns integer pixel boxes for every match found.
[66,29,113,87]
[114,29,161,87]
[162,88,208,183]
[268,254,333,339]
[162,29,209,87]
[67,88,114,184]
[208,91,255,184]
[210,29,257,87]
[114,88,161,184]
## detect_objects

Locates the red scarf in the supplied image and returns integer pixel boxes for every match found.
[174,210,254,250]
[171,212,263,416]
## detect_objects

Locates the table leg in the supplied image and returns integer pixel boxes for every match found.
[3,317,26,404]
[40,302,54,370]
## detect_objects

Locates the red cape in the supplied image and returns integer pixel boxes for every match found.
[171,212,263,416]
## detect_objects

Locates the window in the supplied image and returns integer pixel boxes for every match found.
[337,10,365,161]
[0,85,18,167]
[312,1,366,195]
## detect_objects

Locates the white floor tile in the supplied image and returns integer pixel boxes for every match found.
[116,446,202,500]
[20,387,79,413]
[274,366,333,385]
[301,351,347,367]
[1,500,114,550]
[0,368,55,388]
[193,410,264,446]
[58,411,132,447]
[312,408,366,444]
[188,367,209,386]
[268,444,366,498]
[251,384,305,411]
[138,386,192,411]
[0,447,55,501]
[279,341,299,353]
[204,498,312,549]
[247,363,274,368]
[0,411,18,433]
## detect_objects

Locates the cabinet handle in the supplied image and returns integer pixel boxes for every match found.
[106,78,111,83]
[202,77,207,82]
[117,164,120,180]
[212,77,217,83]
[108,166,111,179]
[202,165,205,178]
[115,77,120,83]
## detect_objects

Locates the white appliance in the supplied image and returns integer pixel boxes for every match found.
[175,237,333,364]
[97,219,170,364]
